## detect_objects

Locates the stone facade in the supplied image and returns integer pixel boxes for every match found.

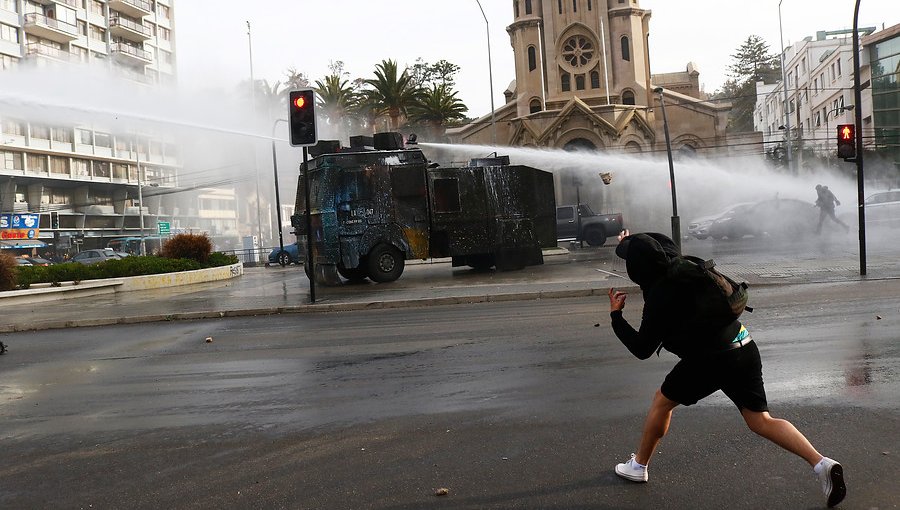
[447,0,729,157]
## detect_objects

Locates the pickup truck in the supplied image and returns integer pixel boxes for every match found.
[556,204,624,246]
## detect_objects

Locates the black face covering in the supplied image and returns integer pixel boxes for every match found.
[615,232,680,290]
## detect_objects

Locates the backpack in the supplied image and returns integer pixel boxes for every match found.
[668,255,752,320]
[655,255,752,356]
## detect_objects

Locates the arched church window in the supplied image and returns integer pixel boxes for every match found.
[558,0,562,14]
[528,46,537,71]
[530,99,542,114]
[625,141,642,153]
[515,1,520,17]
[525,0,532,15]
[591,71,600,88]
[621,36,631,62]
[576,74,585,90]
[588,0,592,10]
[622,90,635,105]
[572,0,577,12]
[561,73,571,92]
[562,36,594,68]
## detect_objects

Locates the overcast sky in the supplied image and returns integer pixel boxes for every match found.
[176,0,898,118]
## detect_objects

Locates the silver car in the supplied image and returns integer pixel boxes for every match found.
[71,249,123,265]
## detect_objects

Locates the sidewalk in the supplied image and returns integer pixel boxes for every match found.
[2,243,898,332]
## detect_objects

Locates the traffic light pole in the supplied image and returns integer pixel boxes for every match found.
[302,147,315,304]
[271,119,286,266]
[852,0,867,276]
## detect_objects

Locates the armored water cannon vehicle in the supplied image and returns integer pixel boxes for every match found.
[290,133,557,284]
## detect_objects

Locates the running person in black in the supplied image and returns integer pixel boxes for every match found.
[608,230,846,508]
[815,184,850,234]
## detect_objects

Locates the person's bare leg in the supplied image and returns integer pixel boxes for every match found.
[635,389,680,465]
[741,409,822,466]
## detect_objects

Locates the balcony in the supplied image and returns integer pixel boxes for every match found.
[23,13,78,44]
[111,41,152,65]
[108,0,153,18]
[109,15,152,41]
[24,42,74,62]
[32,0,78,6]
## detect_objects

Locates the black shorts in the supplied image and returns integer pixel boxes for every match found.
[660,339,769,412]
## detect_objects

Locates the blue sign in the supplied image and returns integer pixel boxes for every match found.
[0,214,39,229]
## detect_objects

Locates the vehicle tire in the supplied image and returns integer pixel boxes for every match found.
[337,263,368,282]
[277,251,293,266]
[583,227,607,246]
[366,244,405,283]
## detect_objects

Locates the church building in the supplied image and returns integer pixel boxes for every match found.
[447,0,730,157]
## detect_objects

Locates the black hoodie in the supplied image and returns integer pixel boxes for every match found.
[610,233,741,359]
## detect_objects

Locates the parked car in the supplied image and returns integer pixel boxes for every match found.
[688,203,754,240]
[14,257,33,266]
[268,243,301,266]
[707,198,818,240]
[26,256,53,266]
[71,249,123,265]
[556,204,624,246]
[863,190,900,228]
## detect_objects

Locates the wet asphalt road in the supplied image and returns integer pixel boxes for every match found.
[1,278,898,509]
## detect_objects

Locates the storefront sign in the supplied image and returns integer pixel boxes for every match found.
[0,214,40,240]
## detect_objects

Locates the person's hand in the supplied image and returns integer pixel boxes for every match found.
[617,229,630,243]
[608,287,627,312]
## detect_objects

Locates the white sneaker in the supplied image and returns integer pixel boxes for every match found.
[816,457,846,508]
[615,453,648,483]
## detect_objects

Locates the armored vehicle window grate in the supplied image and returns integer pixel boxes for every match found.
[433,178,461,213]
[390,166,426,198]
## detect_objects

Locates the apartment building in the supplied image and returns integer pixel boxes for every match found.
[755,28,876,167]
[0,0,240,256]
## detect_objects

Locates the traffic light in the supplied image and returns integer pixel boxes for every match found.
[50,211,59,229]
[837,124,856,160]
[288,89,318,147]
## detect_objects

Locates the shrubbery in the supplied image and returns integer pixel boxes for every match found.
[160,233,212,263]
[13,250,240,289]
[0,251,17,291]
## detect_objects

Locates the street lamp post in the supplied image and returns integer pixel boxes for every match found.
[778,0,795,173]
[823,104,855,137]
[271,119,287,266]
[475,0,497,146]
[247,20,264,262]
[136,147,146,256]
[654,87,681,250]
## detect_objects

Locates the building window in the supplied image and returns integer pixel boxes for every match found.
[157,4,170,20]
[558,0,562,14]
[562,36,594,67]
[3,119,25,136]
[2,151,23,171]
[90,0,103,16]
[561,72,571,92]
[528,46,537,71]
[52,127,72,143]
[588,0,592,10]
[0,22,18,43]
[0,0,17,13]
[622,90,635,105]
[72,158,89,176]
[590,71,600,88]
[813,77,818,93]
[94,161,110,178]
[0,53,17,70]
[27,154,47,173]
[32,125,50,140]
[621,36,630,61]
[830,63,835,82]
[530,99,542,113]
[836,57,841,76]
[95,132,112,148]
[575,74,585,90]
[50,156,69,175]
[76,128,92,145]
[89,24,106,42]
[525,0,532,15]
[514,0,519,17]
[573,0,577,12]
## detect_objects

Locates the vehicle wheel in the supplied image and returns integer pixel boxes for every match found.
[277,251,292,266]
[366,244,405,283]
[337,263,368,282]
[583,228,607,246]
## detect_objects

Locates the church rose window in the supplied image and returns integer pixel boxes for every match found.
[562,36,594,68]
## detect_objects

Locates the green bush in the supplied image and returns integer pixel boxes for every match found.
[161,233,212,263]
[9,249,239,289]
[0,251,17,291]
[206,251,239,267]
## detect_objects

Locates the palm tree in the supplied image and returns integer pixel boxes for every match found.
[313,74,357,127]
[363,59,422,130]
[408,84,468,128]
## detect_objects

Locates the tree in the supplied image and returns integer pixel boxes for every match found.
[283,67,309,90]
[727,35,781,84]
[719,35,780,133]
[408,84,468,127]
[363,59,422,130]
[314,74,358,129]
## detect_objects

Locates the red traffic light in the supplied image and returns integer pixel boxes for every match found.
[836,124,856,160]
[292,96,307,109]
[839,124,854,140]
